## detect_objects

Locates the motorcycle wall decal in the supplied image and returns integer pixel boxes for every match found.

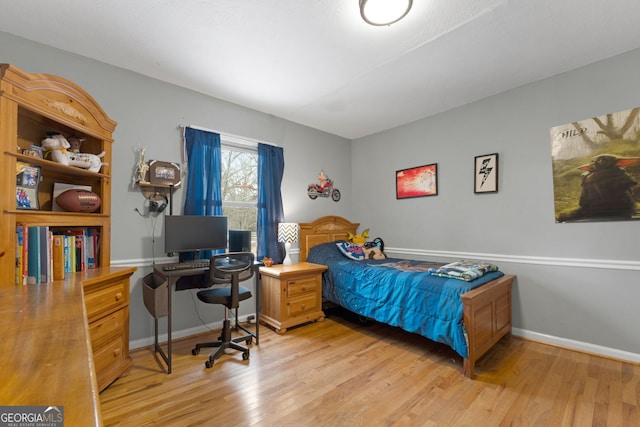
[307,170,341,202]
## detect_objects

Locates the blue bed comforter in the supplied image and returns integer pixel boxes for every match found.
[307,242,504,358]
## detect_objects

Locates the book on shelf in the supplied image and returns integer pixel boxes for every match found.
[22,227,29,285]
[86,228,96,269]
[90,227,100,268]
[52,234,65,281]
[63,235,72,273]
[14,226,102,284]
[38,226,51,284]
[15,226,26,285]
[27,226,41,285]
[62,228,88,272]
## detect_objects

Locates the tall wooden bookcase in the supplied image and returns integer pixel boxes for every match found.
[0,64,134,391]
[0,64,115,281]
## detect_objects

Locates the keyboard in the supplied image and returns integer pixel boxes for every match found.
[160,261,209,271]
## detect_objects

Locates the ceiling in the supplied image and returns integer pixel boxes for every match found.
[2,0,640,140]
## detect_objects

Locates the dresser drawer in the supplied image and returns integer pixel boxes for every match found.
[286,276,319,298]
[287,294,319,318]
[84,279,128,321]
[92,329,127,378]
[89,308,127,351]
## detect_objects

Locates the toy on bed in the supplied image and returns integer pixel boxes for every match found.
[363,237,387,260]
[41,133,107,173]
[337,228,387,260]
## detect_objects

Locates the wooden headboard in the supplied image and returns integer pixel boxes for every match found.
[299,216,360,262]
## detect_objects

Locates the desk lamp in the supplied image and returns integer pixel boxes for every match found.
[278,223,299,266]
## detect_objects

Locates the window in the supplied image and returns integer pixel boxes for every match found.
[221,139,258,253]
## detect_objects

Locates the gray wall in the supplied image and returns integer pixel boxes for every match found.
[2,31,639,361]
[1,32,352,345]
[351,49,640,359]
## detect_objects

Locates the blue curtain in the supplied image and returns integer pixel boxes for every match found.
[182,127,223,260]
[257,143,285,262]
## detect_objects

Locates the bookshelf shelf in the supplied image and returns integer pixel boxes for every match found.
[7,151,110,178]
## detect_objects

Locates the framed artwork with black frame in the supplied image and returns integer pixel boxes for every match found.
[16,161,41,209]
[148,160,181,188]
[474,153,499,194]
[396,163,438,199]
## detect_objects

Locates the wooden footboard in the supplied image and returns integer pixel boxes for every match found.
[461,273,515,378]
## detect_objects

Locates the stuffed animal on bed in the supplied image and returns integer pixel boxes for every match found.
[363,237,387,260]
[339,230,387,260]
[41,133,107,173]
[348,229,369,245]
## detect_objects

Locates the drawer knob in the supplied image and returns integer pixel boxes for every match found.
[301,304,306,310]
[113,348,121,357]
[115,292,123,301]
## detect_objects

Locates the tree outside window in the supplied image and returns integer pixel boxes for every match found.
[221,145,258,253]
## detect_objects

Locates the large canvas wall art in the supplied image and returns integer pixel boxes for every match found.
[550,107,640,223]
[396,164,438,199]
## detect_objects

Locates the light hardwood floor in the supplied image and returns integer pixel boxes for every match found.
[100,309,640,426]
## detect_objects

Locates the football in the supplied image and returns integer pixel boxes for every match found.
[56,189,101,213]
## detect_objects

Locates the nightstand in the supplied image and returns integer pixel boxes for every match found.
[259,262,328,334]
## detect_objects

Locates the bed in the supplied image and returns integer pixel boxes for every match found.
[299,215,515,378]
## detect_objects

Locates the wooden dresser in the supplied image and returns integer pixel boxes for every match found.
[82,267,136,391]
[259,262,327,334]
[0,266,135,426]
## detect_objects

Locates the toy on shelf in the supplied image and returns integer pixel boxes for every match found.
[41,133,106,173]
[133,145,150,187]
[56,188,102,213]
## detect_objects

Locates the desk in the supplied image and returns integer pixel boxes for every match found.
[0,274,104,426]
[151,263,261,374]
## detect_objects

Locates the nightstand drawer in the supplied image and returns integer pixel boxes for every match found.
[286,276,319,297]
[84,279,128,321]
[287,294,319,317]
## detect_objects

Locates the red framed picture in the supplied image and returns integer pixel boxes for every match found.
[396,163,438,199]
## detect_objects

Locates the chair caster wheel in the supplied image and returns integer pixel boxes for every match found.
[192,348,199,355]
[242,352,250,361]
[246,338,252,345]
[205,360,213,368]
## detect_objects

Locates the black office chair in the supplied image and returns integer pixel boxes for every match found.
[191,252,255,368]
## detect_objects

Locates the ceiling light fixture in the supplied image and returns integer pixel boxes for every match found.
[360,0,413,26]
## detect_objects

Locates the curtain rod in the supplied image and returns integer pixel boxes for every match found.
[178,124,279,147]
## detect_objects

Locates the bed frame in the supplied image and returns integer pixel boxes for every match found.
[299,215,515,378]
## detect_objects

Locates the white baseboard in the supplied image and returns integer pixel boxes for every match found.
[512,328,640,364]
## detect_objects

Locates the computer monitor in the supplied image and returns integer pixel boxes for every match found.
[164,215,228,254]
[228,229,251,252]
